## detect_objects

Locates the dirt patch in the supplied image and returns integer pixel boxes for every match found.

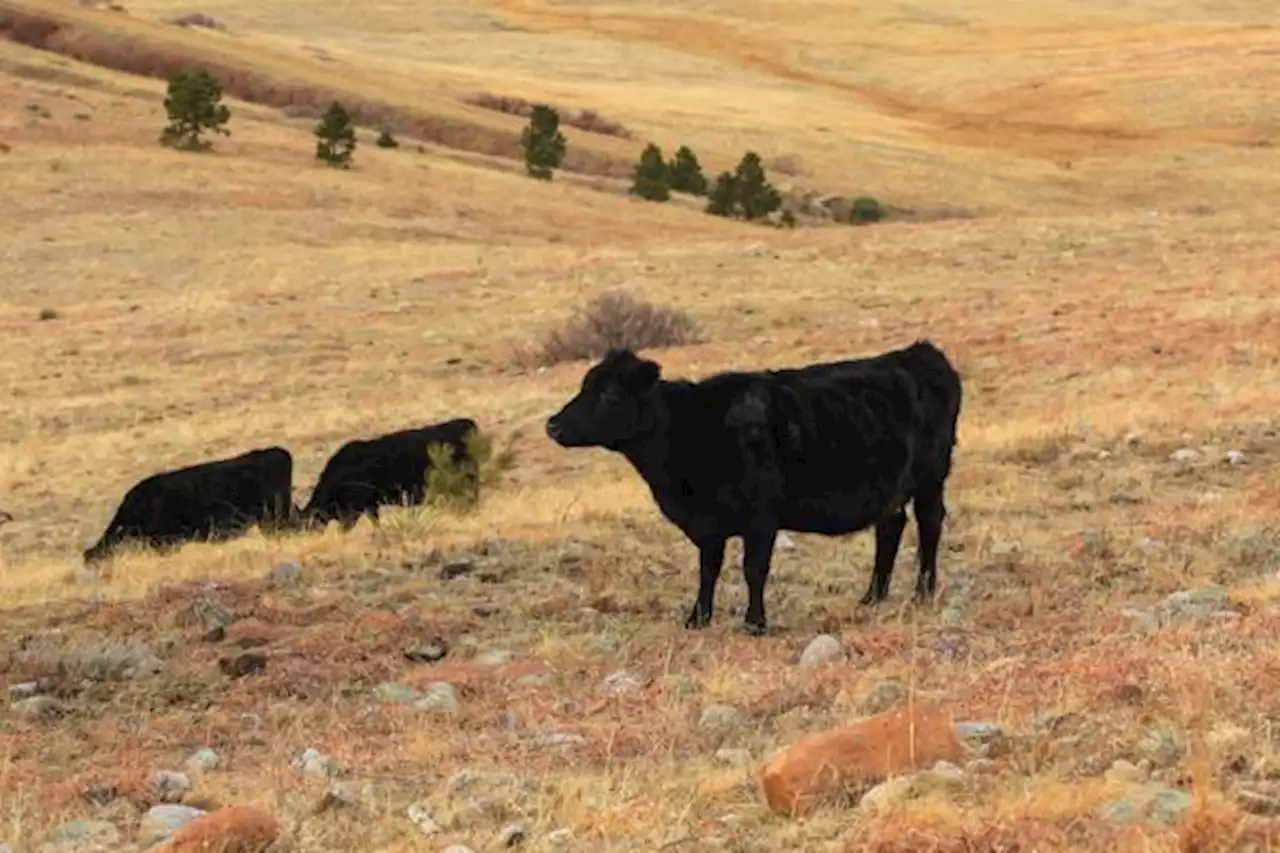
[0,1,634,178]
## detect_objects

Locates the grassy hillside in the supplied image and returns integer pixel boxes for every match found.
[2,0,1280,850]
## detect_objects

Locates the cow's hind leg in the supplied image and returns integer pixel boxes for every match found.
[686,538,727,630]
[741,528,779,636]
[860,508,908,605]
[913,487,947,601]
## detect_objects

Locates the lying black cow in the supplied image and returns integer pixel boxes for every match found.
[299,417,480,530]
[83,446,296,564]
[545,341,963,635]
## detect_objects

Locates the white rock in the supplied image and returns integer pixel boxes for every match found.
[798,634,845,667]
[150,770,191,803]
[405,801,441,836]
[546,828,575,847]
[186,747,219,774]
[412,682,459,713]
[139,804,206,844]
[1226,449,1247,466]
[599,670,644,695]
[1169,448,1200,463]
[775,531,797,550]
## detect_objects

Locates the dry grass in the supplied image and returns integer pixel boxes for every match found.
[3,0,1280,849]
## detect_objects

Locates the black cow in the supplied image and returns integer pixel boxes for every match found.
[83,446,296,564]
[545,341,963,635]
[299,418,480,531]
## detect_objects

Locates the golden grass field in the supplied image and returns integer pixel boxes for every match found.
[3,0,1280,848]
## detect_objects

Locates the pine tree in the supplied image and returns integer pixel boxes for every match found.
[159,68,230,152]
[705,172,738,217]
[732,151,781,221]
[521,104,567,180]
[630,142,671,202]
[667,145,707,196]
[315,102,357,169]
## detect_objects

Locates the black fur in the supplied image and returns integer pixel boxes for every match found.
[83,446,295,564]
[545,341,963,635]
[299,418,479,530]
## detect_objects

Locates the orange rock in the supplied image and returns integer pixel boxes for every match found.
[160,804,280,853]
[759,700,963,818]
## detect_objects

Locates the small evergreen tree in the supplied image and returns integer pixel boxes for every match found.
[630,142,671,202]
[667,145,707,196]
[521,104,567,180]
[375,128,399,149]
[315,102,357,169]
[159,67,230,152]
[704,151,781,222]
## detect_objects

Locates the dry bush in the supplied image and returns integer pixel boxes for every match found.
[464,91,633,139]
[165,13,226,31]
[525,290,702,368]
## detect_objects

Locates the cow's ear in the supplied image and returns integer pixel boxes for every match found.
[625,357,660,391]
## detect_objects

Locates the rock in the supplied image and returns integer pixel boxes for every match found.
[1226,449,1247,466]
[1148,787,1192,826]
[161,804,280,853]
[760,701,964,817]
[775,531,797,551]
[139,804,207,844]
[528,732,585,748]
[954,721,1006,756]
[497,820,531,847]
[8,681,39,699]
[412,682,459,713]
[798,634,845,667]
[151,770,192,802]
[10,695,70,720]
[698,704,743,733]
[916,760,965,791]
[859,681,908,716]
[715,748,753,767]
[512,673,549,688]
[546,828,574,847]
[264,559,303,587]
[1169,448,1200,463]
[859,775,914,813]
[374,682,421,704]
[600,670,644,695]
[1235,786,1280,816]
[443,846,477,853]
[1098,798,1140,827]
[1123,431,1142,447]
[1160,586,1232,622]
[38,819,121,853]
[1105,759,1148,784]
[404,638,448,663]
[475,649,513,666]
[406,801,441,836]
[292,748,336,778]
[186,748,220,774]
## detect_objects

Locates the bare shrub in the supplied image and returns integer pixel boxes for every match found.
[527,291,702,368]
[166,13,226,31]
[465,92,633,139]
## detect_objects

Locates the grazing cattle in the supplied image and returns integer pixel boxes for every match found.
[545,341,963,635]
[83,446,296,564]
[299,418,480,531]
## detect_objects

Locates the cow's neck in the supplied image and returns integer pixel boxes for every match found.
[615,381,687,491]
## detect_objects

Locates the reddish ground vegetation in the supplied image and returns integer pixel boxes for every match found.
[465,91,634,139]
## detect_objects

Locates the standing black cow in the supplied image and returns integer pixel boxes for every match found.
[83,446,296,564]
[299,418,480,531]
[545,341,963,635]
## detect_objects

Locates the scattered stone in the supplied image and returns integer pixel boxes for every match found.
[412,682,459,713]
[988,539,1022,560]
[7,681,39,699]
[1148,787,1193,826]
[775,531,797,551]
[497,820,531,847]
[715,748,753,767]
[406,801,441,836]
[404,637,448,663]
[1169,448,1200,463]
[798,634,845,667]
[698,703,743,732]
[859,775,914,813]
[443,846,477,853]
[1123,431,1142,447]
[1105,759,1149,785]
[439,559,476,580]
[374,682,421,704]
[528,732,585,748]
[186,748,220,774]
[151,770,192,803]
[218,652,267,678]
[1226,449,1248,466]
[1098,798,1139,827]
[139,804,207,844]
[264,559,303,587]
[954,721,1006,757]
[10,695,70,720]
[760,701,964,817]
[292,748,337,778]
[475,649,513,666]
[859,681,907,716]
[512,673,549,688]
[38,819,121,852]
[600,670,644,695]
[546,828,574,848]
[161,804,280,853]
[1159,587,1233,622]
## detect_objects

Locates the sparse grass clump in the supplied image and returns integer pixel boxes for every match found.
[529,290,702,367]
[158,67,230,152]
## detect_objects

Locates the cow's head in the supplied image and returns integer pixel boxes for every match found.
[546,349,661,450]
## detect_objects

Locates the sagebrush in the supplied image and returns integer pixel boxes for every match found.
[528,291,702,367]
